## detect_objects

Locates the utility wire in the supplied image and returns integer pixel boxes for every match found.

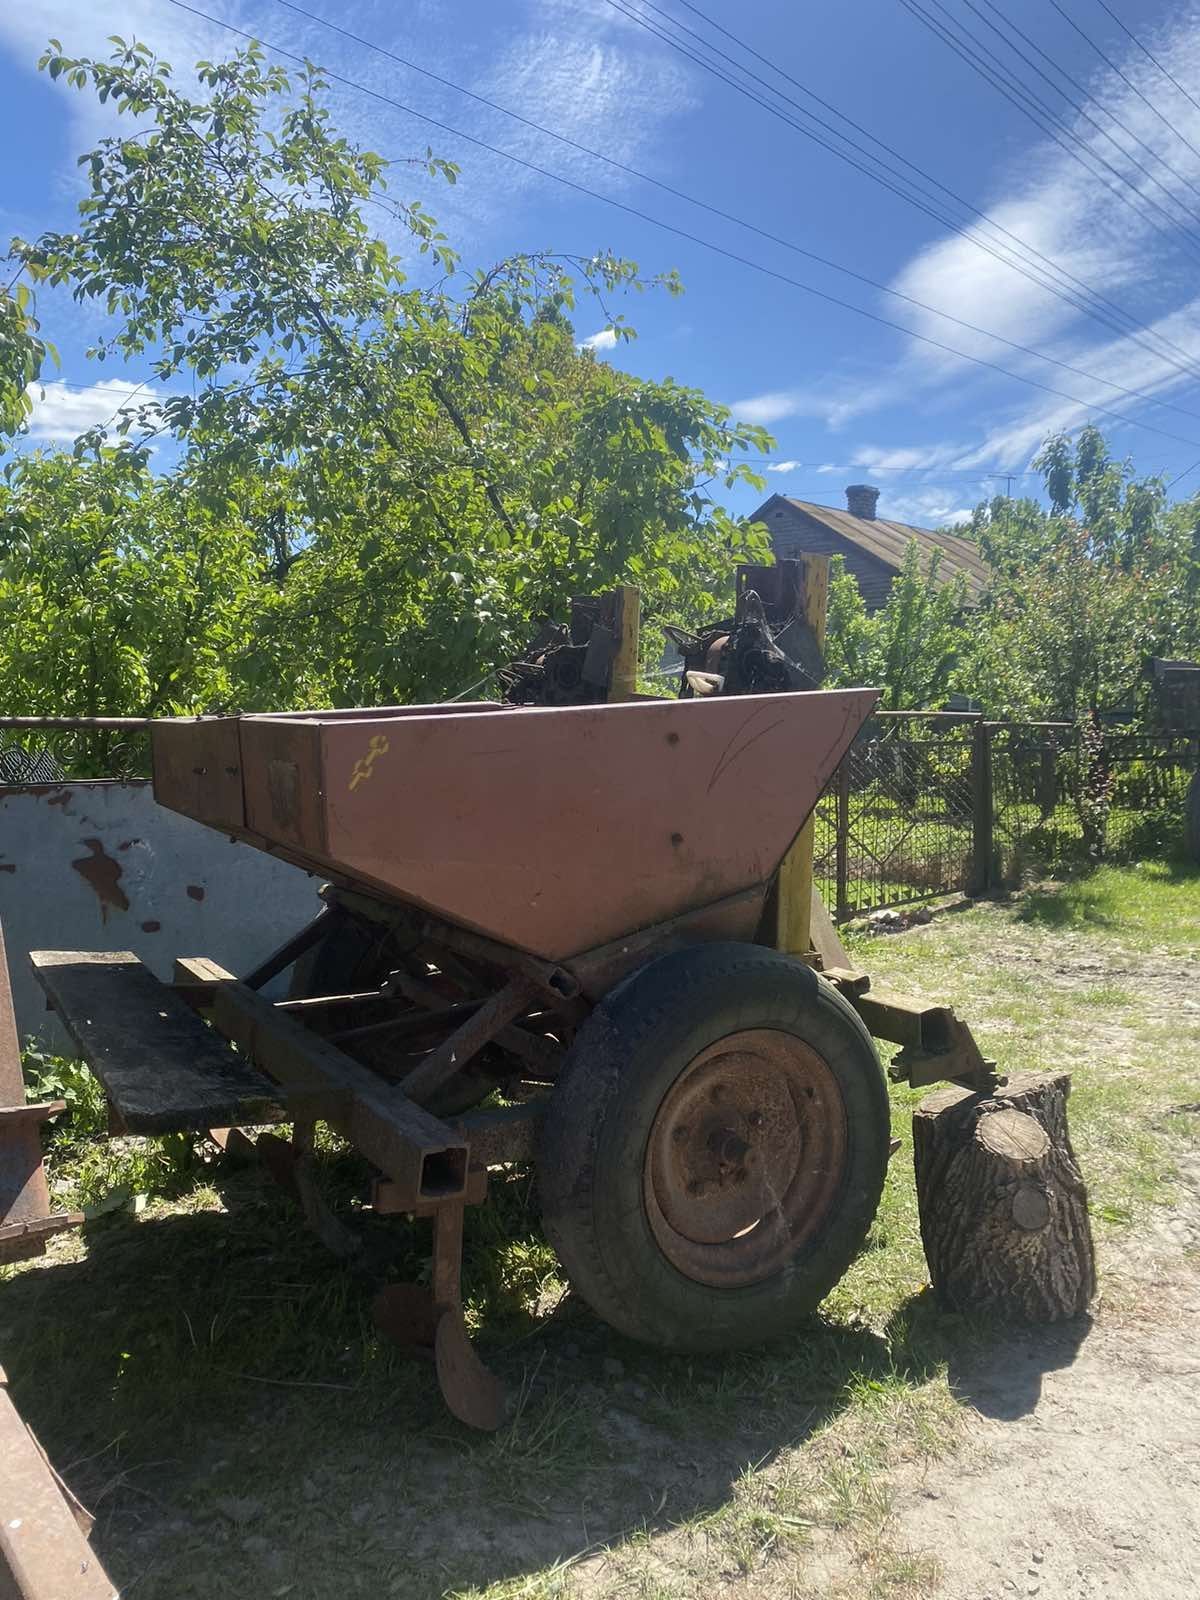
[151,0,1200,449]
[1060,0,1200,148]
[610,0,1200,388]
[243,0,1200,423]
[972,0,1200,207]
[641,0,1200,385]
[900,0,1200,265]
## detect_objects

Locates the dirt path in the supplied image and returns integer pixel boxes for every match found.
[872,1156,1200,1600]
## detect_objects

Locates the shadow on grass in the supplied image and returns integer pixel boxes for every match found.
[0,1162,1097,1600]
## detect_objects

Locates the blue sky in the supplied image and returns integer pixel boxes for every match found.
[5,0,1200,527]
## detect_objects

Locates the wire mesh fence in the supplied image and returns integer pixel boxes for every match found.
[818,717,1198,920]
[813,713,980,920]
[989,723,1081,884]
[1100,732,1200,858]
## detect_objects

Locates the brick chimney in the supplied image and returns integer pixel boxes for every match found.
[846,483,880,519]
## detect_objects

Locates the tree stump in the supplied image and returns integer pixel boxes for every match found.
[912,1072,1095,1320]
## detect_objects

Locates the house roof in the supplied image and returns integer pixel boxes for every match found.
[764,496,991,603]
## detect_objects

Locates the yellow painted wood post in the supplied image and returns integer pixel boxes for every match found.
[775,553,830,956]
[609,585,641,701]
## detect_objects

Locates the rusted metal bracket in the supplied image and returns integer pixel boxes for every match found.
[398,975,541,1103]
[324,888,581,1004]
[255,1124,363,1260]
[171,958,471,1207]
[371,1199,506,1431]
[381,970,564,1077]
[824,968,996,1092]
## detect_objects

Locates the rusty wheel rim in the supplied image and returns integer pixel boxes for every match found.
[643,1029,848,1288]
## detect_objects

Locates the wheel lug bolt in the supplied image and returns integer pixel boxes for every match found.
[748,1111,764,1128]
[672,1125,689,1143]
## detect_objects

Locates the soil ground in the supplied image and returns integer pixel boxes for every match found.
[3,863,1198,1599]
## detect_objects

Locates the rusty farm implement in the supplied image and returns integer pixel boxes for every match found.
[4,563,999,1448]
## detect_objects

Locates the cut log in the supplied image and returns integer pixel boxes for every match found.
[912,1071,1095,1321]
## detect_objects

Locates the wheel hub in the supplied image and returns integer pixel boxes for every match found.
[644,1028,848,1287]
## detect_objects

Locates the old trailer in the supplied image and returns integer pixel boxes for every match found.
[24,688,989,1431]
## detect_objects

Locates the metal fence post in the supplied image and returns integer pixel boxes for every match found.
[971,719,994,894]
[835,760,851,922]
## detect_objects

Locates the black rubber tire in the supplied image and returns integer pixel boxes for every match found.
[1186,769,1200,865]
[538,942,890,1350]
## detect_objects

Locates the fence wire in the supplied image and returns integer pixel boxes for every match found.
[813,714,978,920]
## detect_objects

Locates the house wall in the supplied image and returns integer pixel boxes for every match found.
[0,781,322,1048]
[763,502,897,610]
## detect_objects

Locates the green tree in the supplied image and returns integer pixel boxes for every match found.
[3,37,770,720]
[824,543,968,709]
[0,280,55,436]
[964,427,1198,720]
[0,446,263,740]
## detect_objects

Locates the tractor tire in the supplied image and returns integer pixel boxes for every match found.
[1186,769,1200,865]
[539,942,890,1351]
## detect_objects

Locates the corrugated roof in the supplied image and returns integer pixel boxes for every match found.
[772,497,991,602]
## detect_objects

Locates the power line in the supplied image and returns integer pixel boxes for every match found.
[723,459,1041,475]
[608,0,1200,390]
[916,0,1200,248]
[648,0,1200,380]
[1057,0,1200,159]
[150,0,1200,449]
[971,0,1200,208]
[247,0,1200,424]
[1092,0,1200,121]
[899,0,1200,264]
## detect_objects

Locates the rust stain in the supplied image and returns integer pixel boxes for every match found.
[186,884,206,902]
[141,920,161,933]
[71,838,130,923]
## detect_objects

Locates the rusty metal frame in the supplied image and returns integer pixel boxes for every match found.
[0,922,81,1266]
[823,967,995,1091]
[0,1367,116,1599]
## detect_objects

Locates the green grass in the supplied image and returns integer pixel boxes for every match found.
[5,862,1199,1600]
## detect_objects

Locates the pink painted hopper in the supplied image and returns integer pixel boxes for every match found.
[151,689,879,958]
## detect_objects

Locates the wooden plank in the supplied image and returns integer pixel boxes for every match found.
[30,951,284,1135]
[609,585,641,700]
[776,553,830,955]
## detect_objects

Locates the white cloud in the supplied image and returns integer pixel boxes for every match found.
[729,390,800,425]
[24,379,156,441]
[877,6,1200,451]
[0,0,698,258]
[729,376,901,430]
[766,459,801,472]
[580,327,618,351]
[879,487,973,528]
